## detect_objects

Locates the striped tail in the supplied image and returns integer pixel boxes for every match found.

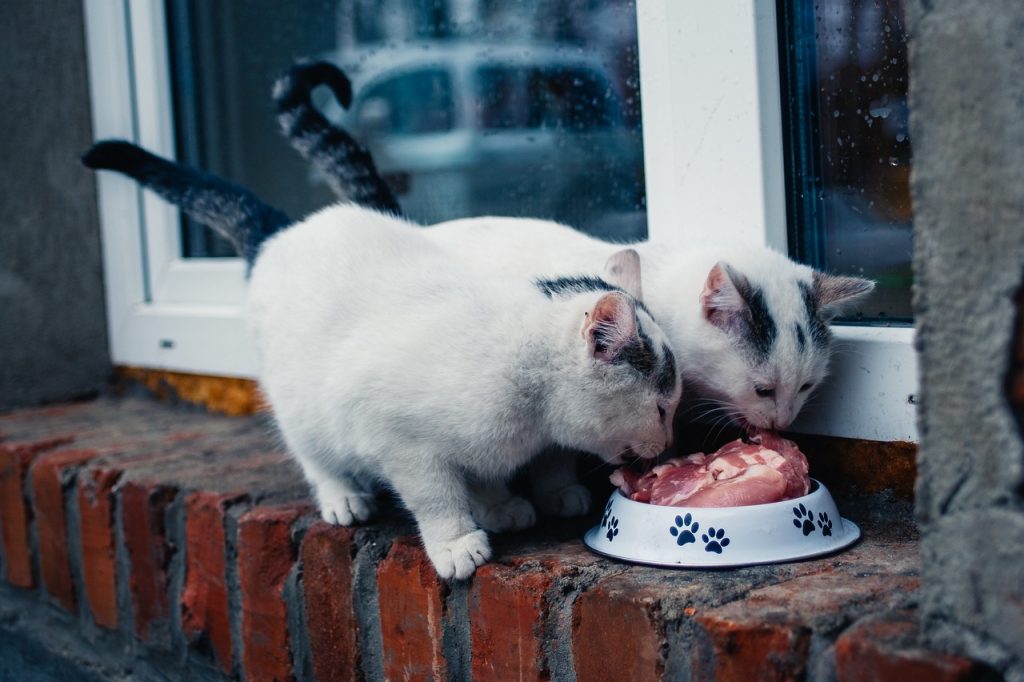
[273,61,402,215]
[82,140,291,264]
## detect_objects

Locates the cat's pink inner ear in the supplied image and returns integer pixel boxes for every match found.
[583,292,638,361]
[813,271,875,318]
[604,248,643,301]
[700,262,745,330]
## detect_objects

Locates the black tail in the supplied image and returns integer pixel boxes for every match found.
[273,61,402,215]
[82,140,291,264]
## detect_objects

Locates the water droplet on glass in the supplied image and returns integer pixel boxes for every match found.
[833,110,840,118]
[869,105,891,119]
[872,72,881,82]
[837,137,844,146]
[896,132,906,142]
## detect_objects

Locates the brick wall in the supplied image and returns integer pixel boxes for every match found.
[0,397,995,680]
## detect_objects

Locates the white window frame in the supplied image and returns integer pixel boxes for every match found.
[83,0,918,442]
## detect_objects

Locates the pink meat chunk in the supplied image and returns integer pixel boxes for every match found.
[610,431,810,507]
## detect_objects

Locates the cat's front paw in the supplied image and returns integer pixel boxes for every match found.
[319,493,376,526]
[475,496,537,533]
[535,483,592,518]
[426,529,492,581]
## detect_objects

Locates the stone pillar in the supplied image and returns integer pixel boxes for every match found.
[0,0,110,409]
[908,1,1024,678]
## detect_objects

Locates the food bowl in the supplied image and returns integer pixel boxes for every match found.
[583,479,859,568]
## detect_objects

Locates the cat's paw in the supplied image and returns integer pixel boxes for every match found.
[318,493,376,526]
[535,484,592,518]
[426,530,492,581]
[475,496,537,533]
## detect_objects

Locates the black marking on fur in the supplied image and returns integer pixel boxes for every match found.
[535,275,618,299]
[795,323,807,352]
[82,140,291,265]
[657,344,677,396]
[535,274,654,320]
[799,281,831,348]
[619,327,658,377]
[733,277,777,361]
[274,61,401,214]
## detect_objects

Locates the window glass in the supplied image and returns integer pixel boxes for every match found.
[778,0,912,322]
[166,0,647,256]
[356,69,454,135]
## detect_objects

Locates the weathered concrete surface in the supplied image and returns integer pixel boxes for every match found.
[0,0,110,410]
[908,0,1024,678]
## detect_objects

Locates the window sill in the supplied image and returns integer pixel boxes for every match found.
[0,396,979,680]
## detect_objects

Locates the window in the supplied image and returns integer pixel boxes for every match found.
[779,0,913,322]
[84,0,917,441]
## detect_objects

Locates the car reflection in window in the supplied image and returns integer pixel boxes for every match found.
[327,42,646,242]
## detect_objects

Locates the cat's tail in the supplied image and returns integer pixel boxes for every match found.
[273,60,402,215]
[82,140,291,264]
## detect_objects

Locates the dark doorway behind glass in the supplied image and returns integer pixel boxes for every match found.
[778,0,913,322]
[166,0,647,258]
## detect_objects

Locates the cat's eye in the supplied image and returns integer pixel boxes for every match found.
[754,386,775,398]
[799,383,814,392]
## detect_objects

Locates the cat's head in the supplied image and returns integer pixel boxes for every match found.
[551,250,682,464]
[694,251,874,430]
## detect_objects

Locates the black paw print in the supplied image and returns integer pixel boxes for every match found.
[669,513,700,546]
[600,499,613,528]
[605,517,620,542]
[701,527,730,554]
[817,512,833,537]
[792,503,815,536]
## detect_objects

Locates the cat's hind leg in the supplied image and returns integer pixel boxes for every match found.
[296,455,376,525]
[469,479,537,533]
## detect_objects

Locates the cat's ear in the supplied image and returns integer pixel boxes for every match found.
[582,291,639,361]
[700,262,751,336]
[812,271,875,320]
[603,248,643,301]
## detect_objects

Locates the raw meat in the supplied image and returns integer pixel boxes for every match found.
[609,431,810,507]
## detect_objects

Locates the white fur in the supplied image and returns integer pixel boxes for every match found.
[427,217,873,431]
[247,205,680,579]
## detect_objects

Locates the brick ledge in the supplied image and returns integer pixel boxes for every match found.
[0,397,987,681]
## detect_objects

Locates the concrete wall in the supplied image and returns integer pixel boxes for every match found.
[0,0,110,410]
[909,0,1024,678]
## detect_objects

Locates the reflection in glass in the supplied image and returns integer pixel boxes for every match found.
[779,0,913,322]
[167,1,646,257]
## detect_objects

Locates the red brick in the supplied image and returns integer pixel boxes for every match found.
[237,504,309,682]
[300,522,360,682]
[181,490,245,675]
[120,480,177,641]
[377,537,448,681]
[573,575,667,682]
[0,437,73,587]
[836,614,986,682]
[692,570,921,682]
[31,448,98,611]
[470,563,553,680]
[693,617,809,682]
[77,466,122,629]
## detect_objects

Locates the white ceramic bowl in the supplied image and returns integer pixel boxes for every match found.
[583,479,860,568]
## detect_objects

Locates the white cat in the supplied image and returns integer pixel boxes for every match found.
[426,217,873,433]
[246,205,680,579]
[271,61,875,435]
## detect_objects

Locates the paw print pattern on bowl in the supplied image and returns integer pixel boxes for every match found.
[669,513,700,546]
[605,516,620,542]
[792,503,815,536]
[601,499,614,528]
[701,527,730,554]
[817,512,833,537]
